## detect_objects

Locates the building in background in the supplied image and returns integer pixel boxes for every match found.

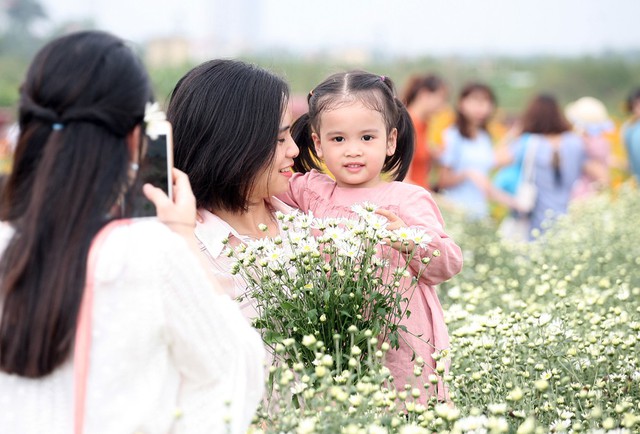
[145,36,190,68]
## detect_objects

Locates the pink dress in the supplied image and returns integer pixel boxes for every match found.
[280,170,463,402]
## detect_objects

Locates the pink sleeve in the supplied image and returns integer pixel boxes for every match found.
[276,172,310,212]
[400,188,463,285]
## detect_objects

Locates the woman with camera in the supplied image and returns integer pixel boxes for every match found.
[0,31,264,434]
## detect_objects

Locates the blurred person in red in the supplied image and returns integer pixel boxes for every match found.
[402,74,448,191]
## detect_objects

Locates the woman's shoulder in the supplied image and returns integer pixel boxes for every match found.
[560,131,587,150]
[443,126,461,141]
[98,219,187,274]
[108,218,177,244]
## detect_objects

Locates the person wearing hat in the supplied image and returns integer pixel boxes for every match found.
[622,88,640,183]
[565,96,613,199]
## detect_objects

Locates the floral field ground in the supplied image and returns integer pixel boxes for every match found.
[251,185,639,434]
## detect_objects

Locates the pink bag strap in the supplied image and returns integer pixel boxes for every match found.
[73,219,131,434]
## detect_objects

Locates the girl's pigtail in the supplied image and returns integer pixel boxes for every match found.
[383,98,415,181]
[291,112,323,173]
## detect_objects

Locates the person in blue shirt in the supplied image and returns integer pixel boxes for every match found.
[438,83,497,219]
[500,94,607,238]
[622,88,640,182]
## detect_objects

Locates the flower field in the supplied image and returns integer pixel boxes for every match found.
[249,185,639,434]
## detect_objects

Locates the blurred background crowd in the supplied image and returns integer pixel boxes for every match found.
[1,0,639,232]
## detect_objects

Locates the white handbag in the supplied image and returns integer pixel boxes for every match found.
[514,136,539,213]
[498,136,539,243]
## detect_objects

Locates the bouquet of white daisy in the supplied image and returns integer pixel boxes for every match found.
[228,203,435,370]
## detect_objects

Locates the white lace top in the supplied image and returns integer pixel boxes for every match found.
[0,219,265,434]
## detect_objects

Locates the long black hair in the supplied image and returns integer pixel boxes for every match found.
[0,31,151,377]
[167,59,289,213]
[454,82,496,139]
[292,71,414,181]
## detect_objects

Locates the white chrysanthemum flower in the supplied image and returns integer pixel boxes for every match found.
[409,230,432,249]
[290,381,307,395]
[296,417,316,434]
[547,318,564,335]
[287,230,307,246]
[292,210,314,229]
[298,238,319,254]
[398,424,428,434]
[335,240,360,258]
[366,424,388,434]
[538,313,552,326]
[548,418,571,432]
[324,226,346,242]
[557,409,574,420]
[454,414,488,432]
[488,403,507,415]
[351,201,378,217]
[302,335,317,347]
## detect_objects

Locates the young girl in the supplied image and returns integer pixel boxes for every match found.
[438,83,498,219]
[280,71,463,403]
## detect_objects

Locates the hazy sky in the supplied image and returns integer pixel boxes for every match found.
[38,0,640,57]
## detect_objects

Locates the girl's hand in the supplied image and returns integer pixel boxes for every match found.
[375,208,415,253]
[143,168,197,238]
[375,208,406,230]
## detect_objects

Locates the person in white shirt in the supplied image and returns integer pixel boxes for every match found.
[0,30,264,434]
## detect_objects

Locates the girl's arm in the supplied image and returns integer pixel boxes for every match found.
[275,171,310,211]
[379,189,463,286]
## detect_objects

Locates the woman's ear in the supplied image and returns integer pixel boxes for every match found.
[386,128,398,156]
[126,125,142,163]
[312,131,324,158]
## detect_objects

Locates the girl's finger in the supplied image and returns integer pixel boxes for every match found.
[375,208,398,221]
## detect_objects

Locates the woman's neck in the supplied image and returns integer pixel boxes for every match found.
[212,199,278,239]
[466,123,480,138]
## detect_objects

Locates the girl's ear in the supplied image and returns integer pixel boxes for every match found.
[312,131,324,158]
[386,128,397,156]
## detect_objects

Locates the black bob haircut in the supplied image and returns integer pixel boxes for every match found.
[167,59,289,213]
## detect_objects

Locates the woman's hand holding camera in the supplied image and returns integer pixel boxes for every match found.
[143,168,196,238]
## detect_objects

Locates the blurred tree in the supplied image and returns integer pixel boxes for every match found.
[0,0,47,58]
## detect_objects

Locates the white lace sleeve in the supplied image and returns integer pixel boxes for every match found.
[161,234,265,434]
